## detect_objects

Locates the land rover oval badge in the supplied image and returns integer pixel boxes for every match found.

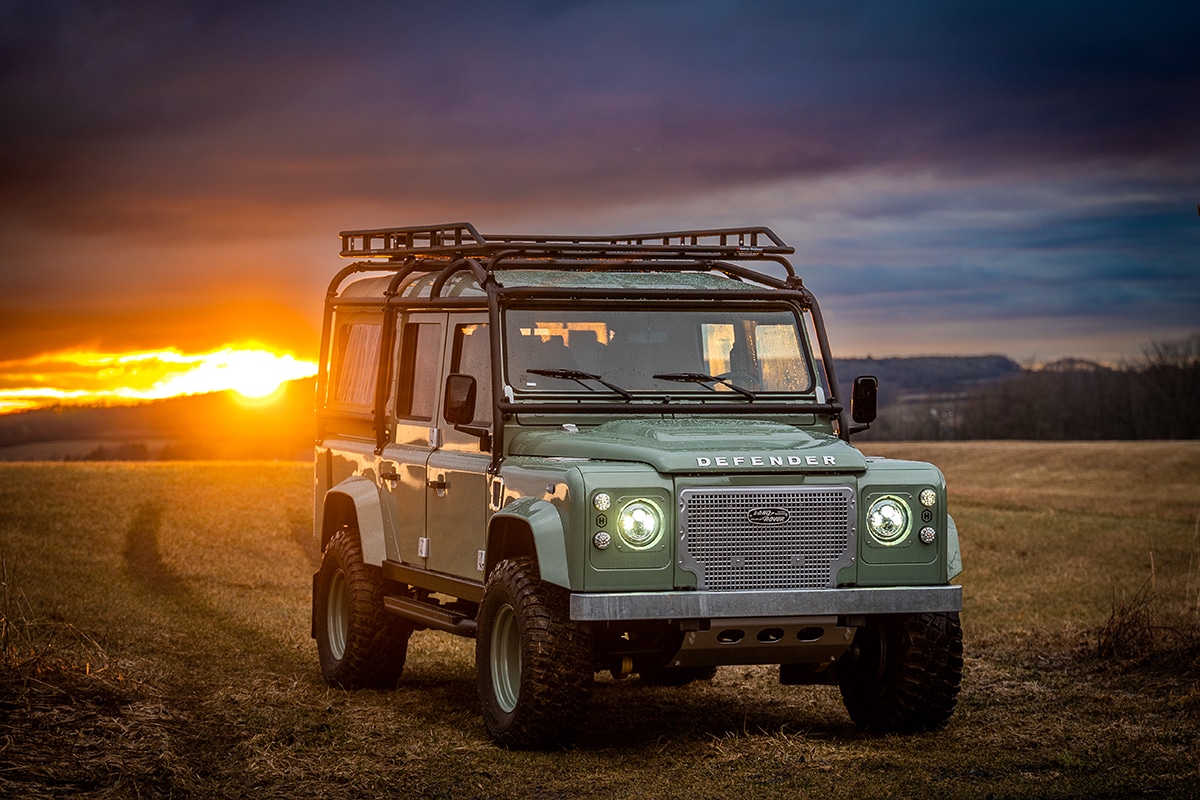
[747,507,790,525]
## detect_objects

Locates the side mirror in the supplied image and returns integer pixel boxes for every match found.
[851,375,878,424]
[443,374,477,426]
[443,373,492,452]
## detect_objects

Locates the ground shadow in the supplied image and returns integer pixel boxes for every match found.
[576,677,856,749]
[123,502,184,594]
[289,506,321,570]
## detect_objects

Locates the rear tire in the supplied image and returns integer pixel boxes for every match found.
[476,557,593,749]
[837,611,963,733]
[315,528,413,689]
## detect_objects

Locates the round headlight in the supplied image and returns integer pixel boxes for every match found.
[617,499,663,549]
[866,495,911,546]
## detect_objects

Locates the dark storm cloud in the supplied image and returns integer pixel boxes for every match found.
[6,1,1195,224]
[1,0,1197,360]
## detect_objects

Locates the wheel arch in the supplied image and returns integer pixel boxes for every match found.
[486,497,571,589]
[320,477,388,565]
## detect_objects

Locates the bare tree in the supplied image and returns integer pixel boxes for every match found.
[1131,333,1200,438]
[949,332,1199,441]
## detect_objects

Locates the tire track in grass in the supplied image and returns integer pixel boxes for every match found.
[123,501,184,594]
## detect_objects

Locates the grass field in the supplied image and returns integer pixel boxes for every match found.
[2,443,1198,799]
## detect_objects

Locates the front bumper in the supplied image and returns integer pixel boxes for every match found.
[569,584,962,621]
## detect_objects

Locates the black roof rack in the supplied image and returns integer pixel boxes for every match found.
[339,222,794,262]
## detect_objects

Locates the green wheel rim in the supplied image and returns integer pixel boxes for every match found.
[327,568,349,661]
[490,603,521,713]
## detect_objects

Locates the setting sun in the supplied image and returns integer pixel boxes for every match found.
[144,347,316,400]
[0,345,318,414]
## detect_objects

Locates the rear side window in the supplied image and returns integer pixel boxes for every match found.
[331,322,381,407]
[397,321,443,420]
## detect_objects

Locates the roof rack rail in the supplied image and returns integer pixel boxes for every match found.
[339,222,794,261]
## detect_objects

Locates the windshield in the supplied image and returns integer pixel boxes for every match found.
[505,306,814,396]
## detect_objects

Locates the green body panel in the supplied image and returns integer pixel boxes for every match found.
[577,466,676,590]
[348,268,765,304]
[854,457,951,586]
[508,419,867,474]
[493,436,956,594]
[426,447,491,579]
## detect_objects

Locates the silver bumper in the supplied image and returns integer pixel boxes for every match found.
[569,585,962,621]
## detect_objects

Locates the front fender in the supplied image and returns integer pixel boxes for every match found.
[947,514,963,581]
[322,477,388,566]
[490,496,571,589]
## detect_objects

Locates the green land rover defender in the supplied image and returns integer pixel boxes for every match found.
[311,223,963,748]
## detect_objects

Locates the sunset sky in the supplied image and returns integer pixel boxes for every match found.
[2,1,1198,411]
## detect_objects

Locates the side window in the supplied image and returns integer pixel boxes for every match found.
[331,322,381,408]
[397,321,443,420]
[450,322,491,427]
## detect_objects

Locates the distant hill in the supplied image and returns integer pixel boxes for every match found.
[835,355,1021,407]
[833,355,1023,441]
[0,378,317,461]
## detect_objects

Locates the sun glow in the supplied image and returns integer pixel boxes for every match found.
[0,345,318,413]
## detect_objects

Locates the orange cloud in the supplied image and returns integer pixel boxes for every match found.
[0,344,317,414]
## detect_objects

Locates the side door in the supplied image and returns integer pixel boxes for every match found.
[425,315,492,580]
[380,312,446,566]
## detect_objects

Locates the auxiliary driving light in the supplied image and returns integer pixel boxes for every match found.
[592,531,612,550]
[919,526,937,545]
[919,489,937,507]
[866,495,912,546]
[593,492,612,511]
[616,499,663,549]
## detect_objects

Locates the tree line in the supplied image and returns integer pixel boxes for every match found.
[861,333,1200,441]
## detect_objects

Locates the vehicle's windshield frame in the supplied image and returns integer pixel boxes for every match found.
[500,300,819,403]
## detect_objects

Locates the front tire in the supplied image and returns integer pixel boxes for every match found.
[837,611,963,733]
[476,557,593,749]
[314,528,413,689]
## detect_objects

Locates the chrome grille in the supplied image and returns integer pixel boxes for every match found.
[678,486,856,591]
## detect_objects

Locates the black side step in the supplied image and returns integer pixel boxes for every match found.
[384,595,478,638]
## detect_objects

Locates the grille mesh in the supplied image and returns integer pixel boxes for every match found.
[680,487,854,591]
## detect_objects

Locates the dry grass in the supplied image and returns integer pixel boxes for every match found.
[1,448,1199,798]
[865,440,1200,523]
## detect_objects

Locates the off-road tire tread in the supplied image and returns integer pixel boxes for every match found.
[316,528,412,689]
[838,611,963,734]
[477,557,593,749]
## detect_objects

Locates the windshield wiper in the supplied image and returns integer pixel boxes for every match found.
[652,372,756,401]
[527,368,633,401]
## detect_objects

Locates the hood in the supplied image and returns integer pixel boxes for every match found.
[507,418,867,474]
